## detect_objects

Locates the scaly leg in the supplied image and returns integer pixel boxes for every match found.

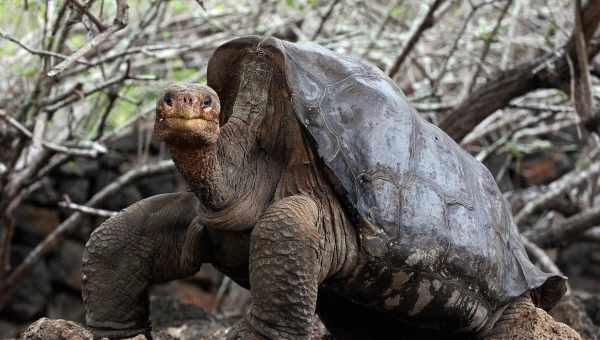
[226,195,324,340]
[82,192,209,339]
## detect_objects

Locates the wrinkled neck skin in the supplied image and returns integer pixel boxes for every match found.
[170,57,281,231]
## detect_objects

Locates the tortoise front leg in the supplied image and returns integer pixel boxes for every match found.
[227,195,324,340]
[82,192,209,339]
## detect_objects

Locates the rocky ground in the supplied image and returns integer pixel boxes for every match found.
[20,293,232,340]
[12,292,600,340]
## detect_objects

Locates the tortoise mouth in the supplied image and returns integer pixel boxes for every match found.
[155,113,220,146]
[160,115,219,132]
[164,115,218,124]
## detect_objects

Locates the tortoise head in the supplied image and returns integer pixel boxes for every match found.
[154,83,221,146]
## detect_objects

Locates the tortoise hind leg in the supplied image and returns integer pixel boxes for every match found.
[481,295,581,340]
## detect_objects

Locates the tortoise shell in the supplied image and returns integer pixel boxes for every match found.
[206,36,566,314]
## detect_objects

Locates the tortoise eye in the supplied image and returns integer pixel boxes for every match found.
[202,96,212,107]
[163,94,173,106]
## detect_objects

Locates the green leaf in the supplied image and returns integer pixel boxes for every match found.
[390,6,403,18]
[172,1,189,13]
[69,33,86,49]
[174,68,196,81]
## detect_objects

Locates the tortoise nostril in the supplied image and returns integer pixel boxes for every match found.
[163,94,173,106]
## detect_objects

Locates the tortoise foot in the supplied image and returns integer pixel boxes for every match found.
[483,296,581,340]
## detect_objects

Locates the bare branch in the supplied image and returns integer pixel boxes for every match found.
[387,0,448,79]
[522,236,564,276]
[312,0,342,41]
[439,0,600,141]
[514,160,600,224]
[58,201,118,217]
[0,29,91,65]
[67,0,108,32]
[45,61,132,111]
[570,0,595,128]
[47,0,129,77]
[0,112,105,158]
[525,204,600,248]
[0,111,106,158]
[581,226,600,242]
[464,0,513,95]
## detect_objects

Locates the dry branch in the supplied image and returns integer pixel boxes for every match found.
[570,0,596,129]
[464,0,512,95]
[439,0,600,142]
[0,30,91,65]
[0,110,106,158]
[47,0,129,77]
[522,236,564,276]
[387,0,447,79]
[514,160,600,224]
[525,204,600,248]
[312,0,341,40]
[581,226,600,242]
[58,201,118,217]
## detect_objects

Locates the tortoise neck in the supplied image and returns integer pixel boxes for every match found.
[169,143,231,211]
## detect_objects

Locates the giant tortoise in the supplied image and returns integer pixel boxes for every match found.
[81,36,580,339]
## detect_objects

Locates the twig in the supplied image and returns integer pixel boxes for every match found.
[45,62,132,112]
[0,29,91,65]
[464,0,513,94]
[47,0,129,77]
[570,0,595,129]
[507,103,574,113]
[0,111,106,158]
[312,0,342,40]
[0,159,175,311]
[412,101,457,112]
[432,0,494,93]
[525,204,600,248]
[500,0,522,69]
[194,0,206,11]
[387,0,447,79]
[94,91,119,140]
[58,201,118,217]
[212,276,232,314]
[514,160,600,224]
[361,0,403,58]
[581,226,600,242]
[439,0,600,142]
[521,236,563,276]
[67,0,108,32]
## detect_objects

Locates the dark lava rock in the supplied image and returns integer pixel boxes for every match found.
[47,293,84,325]
[5,247,52,321]
[56,177,90,205]
[0,319,20,339]
[14,205,60,244]
[48,240,84,291]
[149,293,222,330]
